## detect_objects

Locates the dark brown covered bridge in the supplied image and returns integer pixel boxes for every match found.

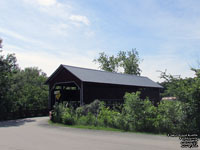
[45,65,163,109]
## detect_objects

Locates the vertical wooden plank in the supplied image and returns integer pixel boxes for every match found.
[80,82,83,106]
[48,87,51,110]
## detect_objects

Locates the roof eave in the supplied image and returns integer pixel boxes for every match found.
[82,80,163,88]
[44,64,64,85]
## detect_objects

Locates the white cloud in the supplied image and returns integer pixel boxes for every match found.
[22,0,71,20]
[36,0,56,6]
[140,55,195,82]
[23,0,57,7]
[3,45,99,76]
[69,15,90,26]
[84,30,95,38]
[0,27,57,51]
[49,23,69,36]
[0,27,31,43]
[22,0,90,27]
[121,0,200,42]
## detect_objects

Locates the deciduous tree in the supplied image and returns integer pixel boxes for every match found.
[94,49,141,75]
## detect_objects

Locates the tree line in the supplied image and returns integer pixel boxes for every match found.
[0,39,48,120]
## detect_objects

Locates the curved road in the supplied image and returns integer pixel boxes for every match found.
[0,117,182,150]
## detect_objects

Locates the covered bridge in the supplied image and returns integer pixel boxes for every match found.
[45,65,163,109]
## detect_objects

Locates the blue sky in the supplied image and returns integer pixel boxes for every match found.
[0,0,199,81]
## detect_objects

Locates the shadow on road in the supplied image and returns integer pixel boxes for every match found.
[0,118,36,127]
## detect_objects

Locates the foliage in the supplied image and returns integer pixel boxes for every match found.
[160,69,200,135]
[76,99,101,116]
[48,120,123,132]
[9,67,48,114]
[75,100,101,126]
[122,92,157,132]
[52,103,66,123]
[118,50,141,75]
[52,102,75,125]
[97,103,121,128]
[0,44,18,120]
[156,100,185,134]
[93,52,118,72]
[0,39,48,120]
[62,108,75,125]
[93,49,141,75]
[0,38,2,48]
[51,92,188,135]
[76,112,96,126]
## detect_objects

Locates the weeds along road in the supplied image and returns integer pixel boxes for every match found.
[0,117,181,150]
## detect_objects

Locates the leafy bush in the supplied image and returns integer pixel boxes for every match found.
[51,92,188,135]
[62,107,75,125]
[76,99,101,116]
[51,103,66,123]
[122,92,153,131]
[52,102,75,125]
[76,112,96,126]
[156,100,184,134]
[75,100,121,128]
[141,100,158,132]
[75,100,101,126]
[98,103,116,127]
[122,92,185,133]
[160,69,200,135]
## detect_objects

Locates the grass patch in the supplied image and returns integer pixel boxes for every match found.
[48,120,166,136]
[48,120,123,132]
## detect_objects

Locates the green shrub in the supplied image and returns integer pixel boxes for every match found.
[50,92,188,135]
[141,100,158,132]
[75,100,121,128]
[76,99,101,116]
[75,100,101,126]
[122,92,144,131]
[62,107,75,125]
[97,103,120,128]
[76,116,88,125]
[97,105,112,127]
[160,69,200,136]
[156,100,185,134]
[76,112,96,126]
[76,106,84,118]
[51,102,66,123]
[122,92,159,132]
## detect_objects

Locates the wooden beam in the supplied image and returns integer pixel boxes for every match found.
[48,87,52,110]
[80,82,83,106]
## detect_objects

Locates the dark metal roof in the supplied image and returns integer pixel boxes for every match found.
[61,65,162,88]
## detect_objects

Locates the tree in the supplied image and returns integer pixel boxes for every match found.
[93,52,118,72]
[94,49,141,75]
[0,38,48,120]
[0,39,19,120]
[159,68,200,135]
[118,49,141,75]
[0,38,2,48]
[8,67,48,117]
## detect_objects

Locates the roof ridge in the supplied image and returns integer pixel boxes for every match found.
[46,64,163,88]
[62,64,146,79]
